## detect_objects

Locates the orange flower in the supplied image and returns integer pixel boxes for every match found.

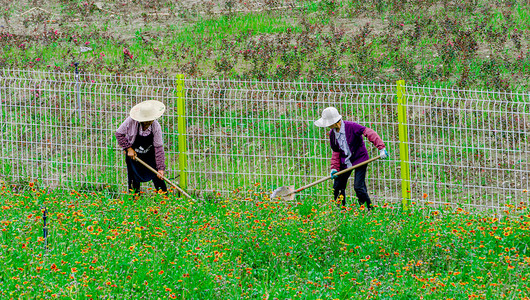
[169,294,176,299]
[423,193,428,199]
[29,182,34,188]
[158,270,164,275]
[71,268,78,273]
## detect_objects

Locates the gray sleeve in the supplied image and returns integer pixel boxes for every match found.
[152,120,164,148]
[155,146,166,170]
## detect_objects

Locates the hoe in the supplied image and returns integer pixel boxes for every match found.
[271,156,381,201]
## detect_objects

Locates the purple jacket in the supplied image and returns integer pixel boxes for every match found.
[329,121,385,171]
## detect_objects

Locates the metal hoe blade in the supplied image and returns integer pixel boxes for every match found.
[270,185,295,201]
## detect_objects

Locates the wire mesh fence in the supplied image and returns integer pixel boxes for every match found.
[0,68,528,211]
[404,86,529,211]
[184,79,400,203]
[0,69,178,192]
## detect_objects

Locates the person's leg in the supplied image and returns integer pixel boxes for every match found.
[333,169,352,207]
[152,176,167,193]
[126,157,141,194]
[354,164,372,210]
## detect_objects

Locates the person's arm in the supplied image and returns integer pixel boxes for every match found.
[362,128,385,150]
[363,128,389,159]
[329,130,341,173]
[116,117,134,150]
[152,121,166,172]
[331,151,341,171]
[154,147,166,171]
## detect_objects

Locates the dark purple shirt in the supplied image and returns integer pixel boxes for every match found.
[329,121,369,168]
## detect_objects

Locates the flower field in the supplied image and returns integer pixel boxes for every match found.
[1,183,529,299]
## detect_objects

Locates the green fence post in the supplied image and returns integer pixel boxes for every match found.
[396,80,411,210]
[176,74,188,190]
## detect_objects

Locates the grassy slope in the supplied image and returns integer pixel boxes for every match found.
[0,0,529,91]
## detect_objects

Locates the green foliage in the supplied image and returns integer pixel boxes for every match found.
[1,185,529,298]
[0,1,529,90]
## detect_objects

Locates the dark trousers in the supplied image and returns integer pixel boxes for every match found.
[333,164,372,209]
[128,177,167,194]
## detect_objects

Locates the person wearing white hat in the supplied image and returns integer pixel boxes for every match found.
[315,107,389,210]
[116,100,167,194]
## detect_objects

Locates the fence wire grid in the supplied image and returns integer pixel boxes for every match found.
[0,69,528,211]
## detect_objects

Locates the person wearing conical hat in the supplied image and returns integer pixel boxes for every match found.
[116,100,167,194]
[314,107,389,210]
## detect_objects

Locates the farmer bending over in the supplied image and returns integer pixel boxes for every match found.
[314,107,388,210]
[116,100,167,194]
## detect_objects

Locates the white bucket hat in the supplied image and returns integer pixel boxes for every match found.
[314,107,342,127]
[129,100,166,122]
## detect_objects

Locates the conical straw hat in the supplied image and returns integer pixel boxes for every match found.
[129,100,166,122]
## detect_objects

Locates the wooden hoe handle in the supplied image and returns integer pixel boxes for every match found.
[134,156,194,201]
[294,156,381,193]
